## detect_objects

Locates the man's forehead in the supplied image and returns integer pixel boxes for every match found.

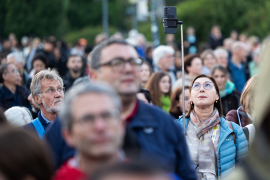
[101,44,138,61]
[41,78,61,87]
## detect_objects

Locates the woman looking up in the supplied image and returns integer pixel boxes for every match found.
[176,74,248,180]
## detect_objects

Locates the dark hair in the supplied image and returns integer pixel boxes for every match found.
[68,54,82,62]
[184,54,200,74]
[0,63,12,83]
[0,127,53,180]
[141,60,153,74]
[44,36,56,48]
[186,74,223,117]
[91,38,137,70]
[169,86,190,116]
[210,64,228,76]
[139,88,152,103]
[91,162,166,180]
[145,71,171,107]
[31,52,48,69]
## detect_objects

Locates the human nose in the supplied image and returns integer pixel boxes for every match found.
[122,61,134,72]
[92,116,107,131]
[199,84,205,92]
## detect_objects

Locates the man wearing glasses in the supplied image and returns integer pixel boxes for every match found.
[24,69,64,138]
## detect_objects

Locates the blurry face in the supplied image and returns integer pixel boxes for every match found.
[139,63,151,83]
[203,54,216,69]
[188,58,202,76]
[44,42,54,52]
[159,75,170,94]
[159,53,174,71]
[136,93,149,104]
[239,47,248,61]
[190,77,219,108]
[28,94,40,112]
[217,53,228,68]
[212,70,227,91]
[66,93,124,158]
[33,60,46,74]
[95,44,140,96]
[178,89,190,113]
[68,56,83,73]
[3,64,21,85]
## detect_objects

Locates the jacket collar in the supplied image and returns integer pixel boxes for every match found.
[38,111,51,128]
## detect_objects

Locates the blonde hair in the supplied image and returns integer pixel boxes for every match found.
[240,75,259,114]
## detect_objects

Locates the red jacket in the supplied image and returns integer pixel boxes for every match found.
[226,107,253,127]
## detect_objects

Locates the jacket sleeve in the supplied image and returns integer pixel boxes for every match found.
[173,121,197,180]
[231,122,249,163]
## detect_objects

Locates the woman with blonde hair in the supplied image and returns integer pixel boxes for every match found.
[145,71,171,112]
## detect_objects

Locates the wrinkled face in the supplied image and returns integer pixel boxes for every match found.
[136,93,148,104]
[203,54,216,69]
[66,93,124,158]
[33,60,46,74]
[139,63,151,83]
[95,44,140,96]
[159,53,174,71]
[3,64,21,85]
[190,77,219,108]
[68,56,83,73]
[35,79,64,114]
[188,58,202,76]
[159,75,170,94]
[212,69,227,91]
[216,53,228,68]
[178,89,190,113]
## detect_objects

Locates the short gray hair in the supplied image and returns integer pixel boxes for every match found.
[213,48,229,58]
[91,38,136,70]
[152,45,175,65]
[7,52,25,65]
[30,69,63,105]
[59,82,122,131]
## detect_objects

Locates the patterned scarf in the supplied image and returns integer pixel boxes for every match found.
[190,108,220,178]
[219,81,235,98]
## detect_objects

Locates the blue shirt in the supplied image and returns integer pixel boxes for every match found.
[229,61,247,92]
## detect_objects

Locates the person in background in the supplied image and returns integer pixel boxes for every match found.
[200,49,217,75]
[24,69,64,138]
[37,36,56,69]
[63,54,84,91]
[176,74,248,179]
[4,106,33,127]
[169,86,190,119]
[137,88,152,104]
[7,52,31,89]
[208,25,224,50]
[54,47,68,77]
[21,36,30,58]
[0,63,31,111]
[53,82,125,180]
[211,65,240,115]
[0,127,53,180]
[213,48,229,68]
[145,71,171,112]
[29,52,48,78]
[0,39,11,54]
[153,45,176,85]
[229,41,250,92]
[28,93,40,119]
[226,75,259,127]
[26,37,41,72]
[185,26,197,54]
[173,54,203,91]
[230,30,238,41]
[139,61,153,88]
[223,38,234,59]
[70,38,87,57]
[145,46,153,68]
[248,48,260,77]
[136,34,146,59]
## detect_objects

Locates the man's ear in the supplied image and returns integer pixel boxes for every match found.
[34,95,42,105]
[2,74,7,81]
[90,69,98,80]
[62,128,75,147]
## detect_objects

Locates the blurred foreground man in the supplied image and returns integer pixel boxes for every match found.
[24,69,64,138]
[53,83,125,180]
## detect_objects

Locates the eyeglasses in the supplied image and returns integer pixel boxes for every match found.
[73,109,120,126]
[40,87,65,94]
[192,81,213,91]
[96,58,143,72]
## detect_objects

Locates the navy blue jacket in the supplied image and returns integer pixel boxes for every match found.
[44,100,197,180]
[23,111,51,136]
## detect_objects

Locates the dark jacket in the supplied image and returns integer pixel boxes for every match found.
[44,100,197,180]
[208,34,224,50]
[63,71,84,91]
[0,85,31,111]
[23,111,51,136]
[226,107,253,127]
[221,90,241,116]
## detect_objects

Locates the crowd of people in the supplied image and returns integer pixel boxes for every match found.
[0,24,269,180]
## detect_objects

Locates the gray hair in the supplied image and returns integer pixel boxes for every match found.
[59,82,122,131]
[213,48,229,58]
[152,45,175,65]
[30,69,63,106]
[7,52,25,65]
[91,38,136,70]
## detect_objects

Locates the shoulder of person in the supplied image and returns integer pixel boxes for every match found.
[226,110,238,122]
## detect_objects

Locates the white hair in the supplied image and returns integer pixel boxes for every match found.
[5,107,33,127]
[7,52,25,65]
[213,48,229,58]
[231,41,248,52]
[153,45,175,65]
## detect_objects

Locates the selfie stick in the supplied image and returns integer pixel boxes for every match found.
[163,18,186,133]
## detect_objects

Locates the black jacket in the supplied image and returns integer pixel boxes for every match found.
[0,85,31,111]
[63,71,85,91]
[221,90,241,116]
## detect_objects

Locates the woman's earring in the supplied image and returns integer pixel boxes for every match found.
[190,101,193,105]
[216,100,217,103]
